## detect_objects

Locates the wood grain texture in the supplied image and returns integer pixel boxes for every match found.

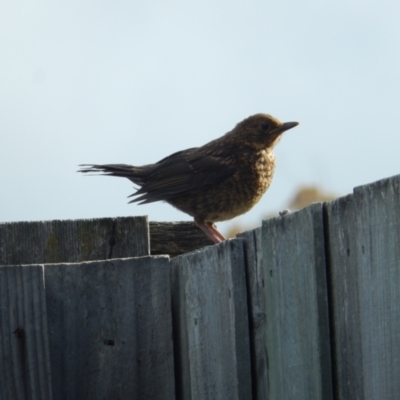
[237,228,268,400]
[150,221,213,257]
[262,203,332,400]
[44,256,174,400]
[171,239,252,400]
[0,216,149,265]
[0,265,52,400]
[324,194,363,399]
[327,174,400,399]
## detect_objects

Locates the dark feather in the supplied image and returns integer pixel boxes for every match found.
[79,146,237,204]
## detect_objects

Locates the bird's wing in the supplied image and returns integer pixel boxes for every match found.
[130,146,237,204]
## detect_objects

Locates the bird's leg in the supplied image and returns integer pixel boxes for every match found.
[195,220,226,244]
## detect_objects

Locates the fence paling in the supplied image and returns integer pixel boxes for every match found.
[171,239,252,400]
[0,216,149,265]
[237,227,268,400]
[263,203,332,400]
[0,265,52,400]
[45,256,174,400]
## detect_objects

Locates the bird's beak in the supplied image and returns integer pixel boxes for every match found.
[273,121,299,135]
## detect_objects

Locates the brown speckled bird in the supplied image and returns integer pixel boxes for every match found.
[79,114,298,243]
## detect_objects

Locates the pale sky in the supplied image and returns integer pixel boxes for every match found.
[1,0,399,234]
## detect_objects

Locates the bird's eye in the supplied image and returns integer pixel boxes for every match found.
[260,122,269,130]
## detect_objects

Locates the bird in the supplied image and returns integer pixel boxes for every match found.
[79,114,298,243]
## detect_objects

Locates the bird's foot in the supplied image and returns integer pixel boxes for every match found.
[195,221,226,244]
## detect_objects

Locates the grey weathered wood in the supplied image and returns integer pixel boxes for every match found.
[0,265,52,400]
[44,256,174,400]
[262,203,332,400]
[326,174,400,399]
[171,239,252,400]
[150,221,213,257]
[238,228,268,400]
[324,195,363,399]
[0,216,149,265]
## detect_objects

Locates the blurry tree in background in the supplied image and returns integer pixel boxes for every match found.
[227,185,338,238]
[286,186,337,210]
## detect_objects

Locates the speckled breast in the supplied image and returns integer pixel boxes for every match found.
[168,149,276,222]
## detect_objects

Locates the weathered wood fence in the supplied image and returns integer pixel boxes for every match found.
[1,174,400,400]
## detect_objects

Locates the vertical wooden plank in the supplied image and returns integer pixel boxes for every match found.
[262,203,332,400]
[354,176,400,399]
[0,216,149,265]
[238,228,268,400]
[327,175,400,399]
[324,195,363,399]
[0,265,52,400]
[45,256,174,400]
[171,239,252,400]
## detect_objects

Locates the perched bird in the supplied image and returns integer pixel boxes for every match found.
[79,114,298,243]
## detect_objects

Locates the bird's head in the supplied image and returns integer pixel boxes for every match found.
[232,113,299,150]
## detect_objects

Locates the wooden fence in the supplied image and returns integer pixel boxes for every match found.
[1,174,400,400]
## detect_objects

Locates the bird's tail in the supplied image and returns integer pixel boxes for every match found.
[78,164,149,186]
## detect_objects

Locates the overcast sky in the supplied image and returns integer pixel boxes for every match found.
[1,0,399,234]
